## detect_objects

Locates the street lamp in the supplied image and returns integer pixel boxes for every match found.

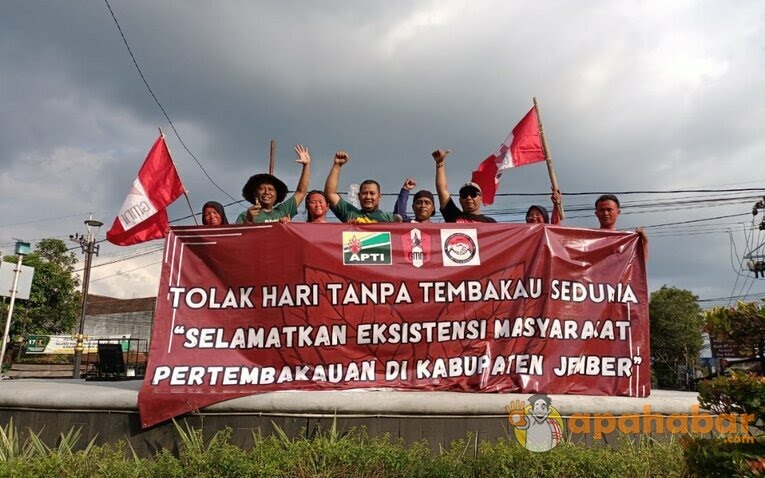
[70,215,103,379]
[0,240,31,375]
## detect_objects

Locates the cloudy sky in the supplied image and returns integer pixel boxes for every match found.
[1,0,764,307]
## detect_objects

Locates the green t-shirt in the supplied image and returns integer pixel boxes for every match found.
[330,197,396,223]
[236,197,298,224]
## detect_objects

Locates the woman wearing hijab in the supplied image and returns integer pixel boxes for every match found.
[526,189,562,224]
[202,201,229,226]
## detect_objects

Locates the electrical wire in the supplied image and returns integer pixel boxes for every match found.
[103,0,236,202]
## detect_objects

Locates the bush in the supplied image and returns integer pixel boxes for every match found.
[684,372,765,477]
[0,419,686,478]
[682,437,765,477]
[697,372,765,426]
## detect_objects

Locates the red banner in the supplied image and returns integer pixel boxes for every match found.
[139,223,650,427]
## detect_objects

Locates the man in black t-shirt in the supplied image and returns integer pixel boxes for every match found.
[433,149,496,223]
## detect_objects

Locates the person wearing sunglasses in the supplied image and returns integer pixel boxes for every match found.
[432,149,496,223]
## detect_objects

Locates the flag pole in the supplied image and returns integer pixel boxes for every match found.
[532,97,565,220]
[159,127,199,225]
[269,139,276,175]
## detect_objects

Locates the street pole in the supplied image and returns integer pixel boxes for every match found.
[0,242,29,374]
[70,215,102,379]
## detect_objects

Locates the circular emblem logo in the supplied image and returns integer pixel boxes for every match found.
[443,232,476,264]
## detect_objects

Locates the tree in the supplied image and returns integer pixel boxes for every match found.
[1,238,81,338]
[649,286,703,389]
[705,300,765,373]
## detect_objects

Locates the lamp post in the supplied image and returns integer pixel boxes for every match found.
[0,241,31,375]
[70,215,103,379]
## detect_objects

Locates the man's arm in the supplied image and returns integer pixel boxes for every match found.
[393,178,415,222]
[550,188,562,225]
[432,149,451,208]
[291,144,311,206]
[324,150,348,207]
[636,227,649,261]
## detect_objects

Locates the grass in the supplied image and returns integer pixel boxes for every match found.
[0,419,690,477]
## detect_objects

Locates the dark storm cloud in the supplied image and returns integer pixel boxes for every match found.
[1,0,763,300]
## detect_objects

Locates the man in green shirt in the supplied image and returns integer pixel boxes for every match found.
[237,145,311,224]
[324,150,399,223]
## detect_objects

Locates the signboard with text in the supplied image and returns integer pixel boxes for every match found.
[139,223,650,427]
[25,334,132,354]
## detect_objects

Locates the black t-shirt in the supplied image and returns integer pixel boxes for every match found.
[440,198,496,223]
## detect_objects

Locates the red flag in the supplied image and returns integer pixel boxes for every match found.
[471,107,545,205]
[106,135,185,246]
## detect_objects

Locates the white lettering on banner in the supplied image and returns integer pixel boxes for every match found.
[261,284,321,307]
[325,282,412,305]
[356,320,486,344]
[418,279,543,303]
[117,179,158,230]
[494,318,632,340]
[553,355,637,377]
[151,361,376,386]
[181,325,347,349]
[415,354,544,379]
[168,287,256,309]
[549,280,638,304]
[165,280,639,310]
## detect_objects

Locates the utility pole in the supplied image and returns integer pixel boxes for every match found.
[0,240,31,375]
[69,214,103,379]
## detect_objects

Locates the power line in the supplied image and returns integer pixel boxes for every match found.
[102,0,236,202]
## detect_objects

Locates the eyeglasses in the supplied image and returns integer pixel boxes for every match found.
[459,189,480,199]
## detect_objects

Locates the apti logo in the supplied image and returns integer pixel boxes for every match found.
[440,229,480,266]
[401,228,431,268]
[342,232,392,265]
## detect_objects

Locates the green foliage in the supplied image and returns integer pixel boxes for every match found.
[705,300,765,370]
[649,286,703,389]
[1,238,81,338]
[470,435,683,478]
[682,436,765,478]
[698,372,765,427]
[0,420,687,478]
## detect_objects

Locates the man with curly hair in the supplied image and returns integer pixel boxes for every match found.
[237,145,311,224]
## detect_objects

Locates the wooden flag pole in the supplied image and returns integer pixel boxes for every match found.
[533,97,565,220]
[269,140,276,175]
[159,127,199,225]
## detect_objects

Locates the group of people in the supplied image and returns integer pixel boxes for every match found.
[199,145,647,249]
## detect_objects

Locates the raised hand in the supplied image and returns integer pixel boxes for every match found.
[551,188,562,206]
[334,150,349,166]
[294,144,311,165]
[403,178,417,190]
[246,199,261,223]
[505,399,528,427]
[432,149,451,165]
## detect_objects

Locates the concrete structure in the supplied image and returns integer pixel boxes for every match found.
[0,379,708,456]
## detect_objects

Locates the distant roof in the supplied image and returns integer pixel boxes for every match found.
[87,294,156,316]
